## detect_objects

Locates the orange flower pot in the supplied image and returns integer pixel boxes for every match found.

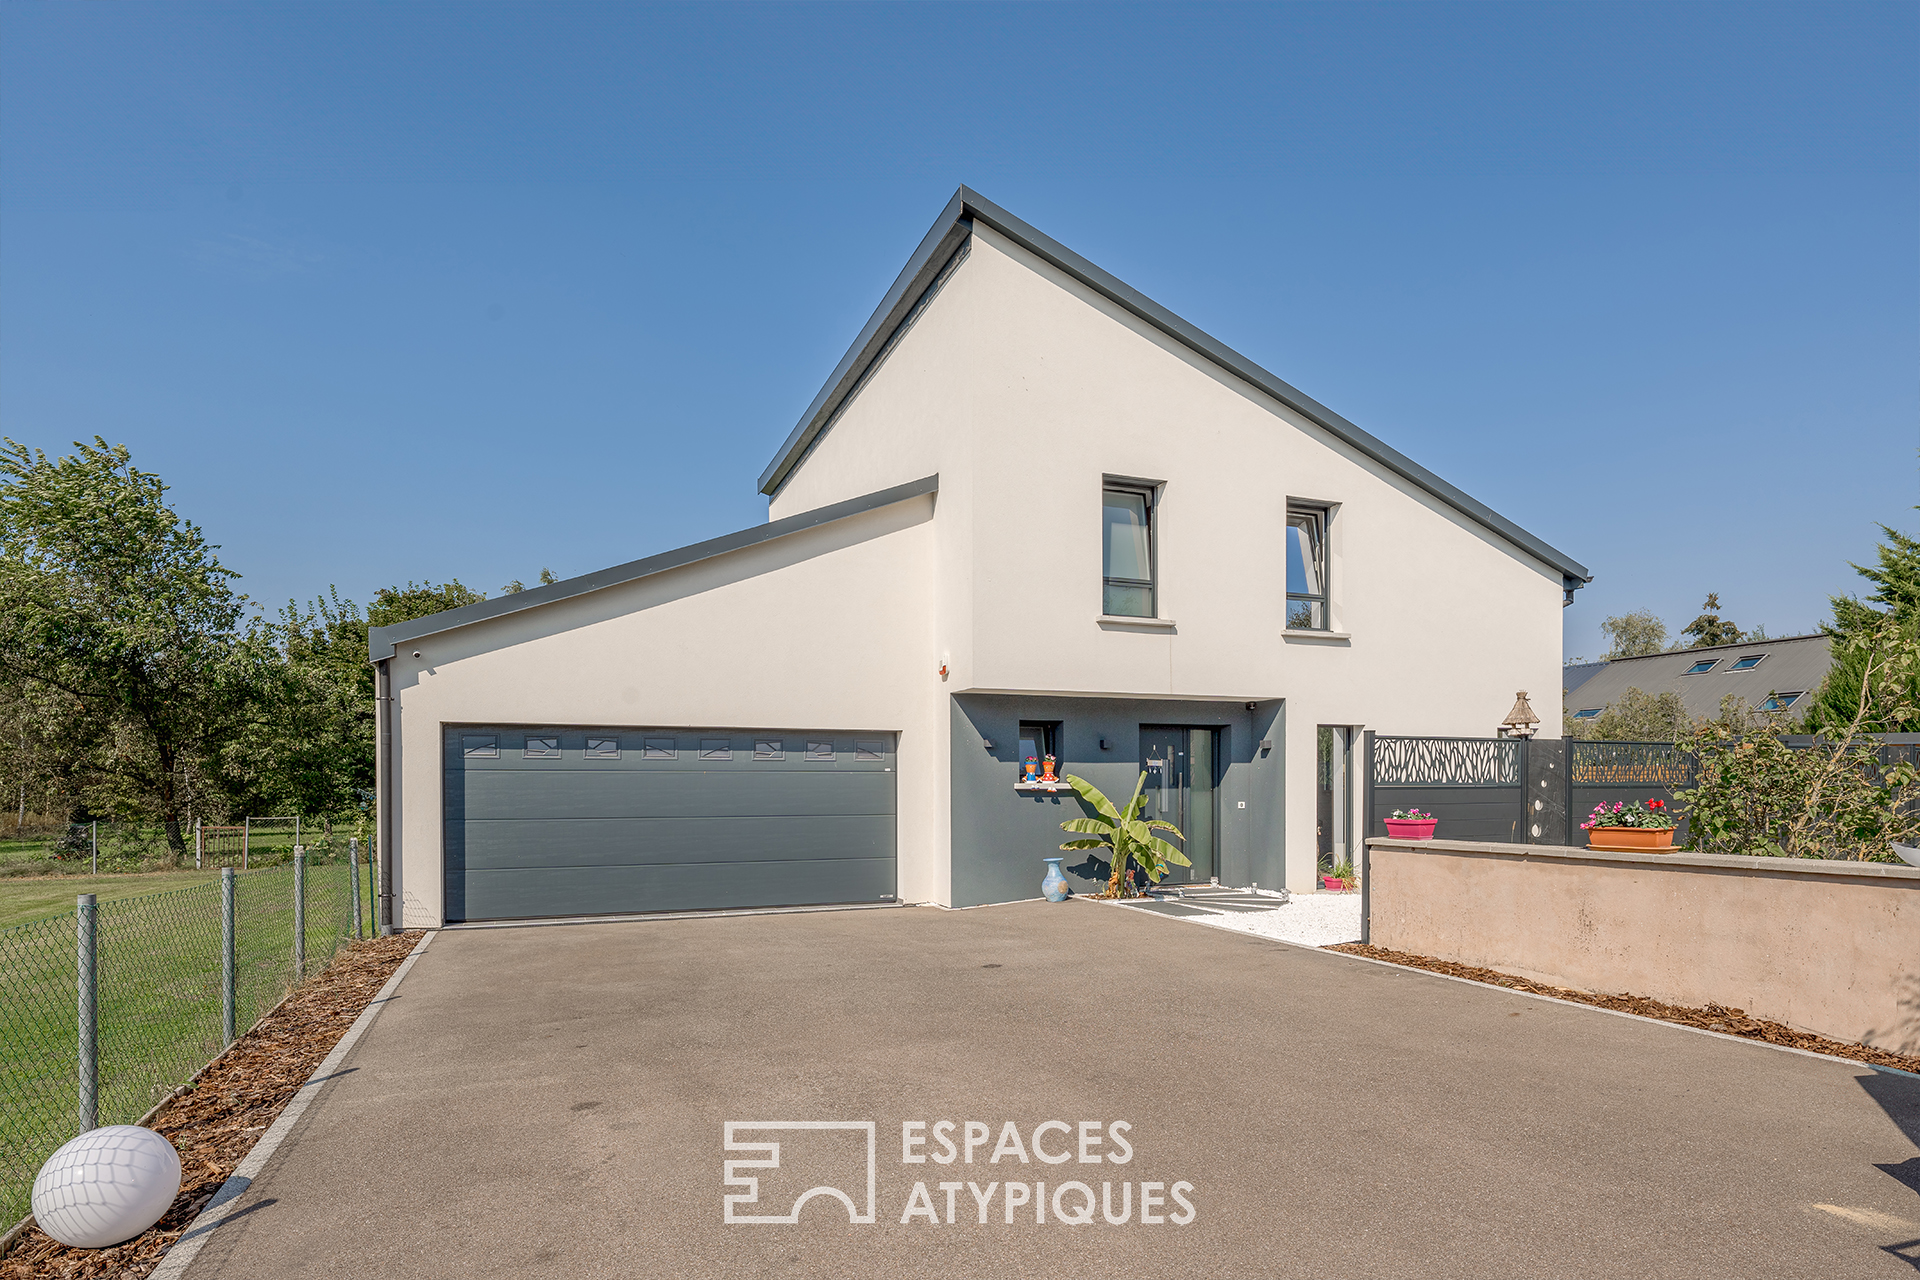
[1586,826,1676,852]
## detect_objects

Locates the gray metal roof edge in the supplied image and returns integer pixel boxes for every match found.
[756,184,1590,584]
[1600,632,1831,664]
[367,474,940,661]
[755,191,973,496]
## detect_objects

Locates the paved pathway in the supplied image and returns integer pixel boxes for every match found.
[179,900,1919,1278]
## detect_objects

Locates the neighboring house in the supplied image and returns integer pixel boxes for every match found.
[1565,633,1834,729]
[367,187,1590,927]
[1561,660,1608,697]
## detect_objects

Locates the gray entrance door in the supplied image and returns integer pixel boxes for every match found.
[443,727,897,922]
[1139,726,1217,884]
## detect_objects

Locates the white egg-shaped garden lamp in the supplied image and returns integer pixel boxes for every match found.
[32,1126,182,1248]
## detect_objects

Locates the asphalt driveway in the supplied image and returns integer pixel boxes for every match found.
[178,900,1920,1279]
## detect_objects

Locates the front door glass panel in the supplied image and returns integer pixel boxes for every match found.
[1139,726,1217,884]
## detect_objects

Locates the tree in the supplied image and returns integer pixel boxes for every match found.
[1682,593,1743,648]
[0,438,267,859]
[222,579,488,822]
[1677,619,1919,859]
[1826,516,1920,640]
[1567,687,1693,742]
[1599,610,1670,659]
[1058,772,1188,897]
[1805,519,1920,736]
[499,564,560,594]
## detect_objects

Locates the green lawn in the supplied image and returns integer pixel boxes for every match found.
[0,870,227,930]
[0,862,367,1226]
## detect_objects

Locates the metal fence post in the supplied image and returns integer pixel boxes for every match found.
[90,820,97,876]
[293,847,306,978]
[349,837,363,939]
[242,817,250,871]
[221,867,237,1045]
[1360,730,1375,945]
[195,817,202,870]
[77,894,97,1134]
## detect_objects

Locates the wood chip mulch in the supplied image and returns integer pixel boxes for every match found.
[2,931,424,1280]
[1326,941,1920,1075]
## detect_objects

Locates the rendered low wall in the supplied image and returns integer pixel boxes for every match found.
[1364,837,1920,1053]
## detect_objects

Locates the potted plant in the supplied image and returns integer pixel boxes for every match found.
[1321,858,1358,891]
[1383,808,1438,840]
[1581,799,1678,851]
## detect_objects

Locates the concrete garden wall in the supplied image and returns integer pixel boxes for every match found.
[1365,837,1920,1053]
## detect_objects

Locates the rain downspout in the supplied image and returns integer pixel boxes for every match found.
[376,654,395,936]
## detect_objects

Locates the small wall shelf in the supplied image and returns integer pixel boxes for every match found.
[1015,782,1076,795]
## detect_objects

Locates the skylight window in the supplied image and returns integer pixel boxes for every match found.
[1728,655,1765,671]
[1759,691,1804,712]
[1682,659,1719,675]
[1572,708,1603,720]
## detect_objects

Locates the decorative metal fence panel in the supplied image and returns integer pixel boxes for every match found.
[1372,736,1521,787]
[1367,735,1528,843]
[0,858,361,1228]
[1569,740,1695,845]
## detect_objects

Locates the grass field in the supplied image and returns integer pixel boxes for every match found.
[0,862,365,1226]
[0,870,228,931]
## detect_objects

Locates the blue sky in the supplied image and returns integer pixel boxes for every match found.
[2,2,1913,661]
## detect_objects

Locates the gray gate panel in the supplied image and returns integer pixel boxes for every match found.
[458,814,896,870]
[457,770,895,821]
[459,857,895,920]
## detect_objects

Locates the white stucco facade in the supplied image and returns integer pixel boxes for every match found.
[373,190,1583,927]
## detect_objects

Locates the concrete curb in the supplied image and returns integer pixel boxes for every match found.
[1116,899,1920,1081]
[148,930,438,1280]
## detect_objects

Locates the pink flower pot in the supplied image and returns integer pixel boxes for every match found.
[1321,875,1346,891]
[1383,819,1438,840]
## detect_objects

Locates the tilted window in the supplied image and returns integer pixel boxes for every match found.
[1286,503,1330,630]
[1102,484,1156,618]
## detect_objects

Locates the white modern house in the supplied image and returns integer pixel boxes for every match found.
[369,187,1590,927]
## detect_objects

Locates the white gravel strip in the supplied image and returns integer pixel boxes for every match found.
[1148,892,1363,947]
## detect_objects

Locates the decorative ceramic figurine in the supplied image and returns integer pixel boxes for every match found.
[1041,754,1057,783]
[1023,756,1039,783]
[1041,857,1070,902]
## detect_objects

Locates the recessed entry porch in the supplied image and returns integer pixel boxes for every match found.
[948,694,1285,907]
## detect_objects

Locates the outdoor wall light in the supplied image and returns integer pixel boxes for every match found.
[1099,738,1110,751]
[982,739,994,750]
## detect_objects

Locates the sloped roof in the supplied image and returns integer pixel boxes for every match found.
[368,475,938,659]
[1565,634,1834,724]
[757,186,1591,591]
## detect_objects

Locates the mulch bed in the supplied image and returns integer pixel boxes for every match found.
[1327,941,1920,1075]
[2,931,423,1279]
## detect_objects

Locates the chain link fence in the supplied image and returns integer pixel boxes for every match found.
[5,815,367,876]
[0,844,376,1227]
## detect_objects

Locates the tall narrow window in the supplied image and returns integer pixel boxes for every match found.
[1286,504,1329,630]
[1102,484,1155,618]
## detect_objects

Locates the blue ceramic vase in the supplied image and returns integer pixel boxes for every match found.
[1041,857,1070,902]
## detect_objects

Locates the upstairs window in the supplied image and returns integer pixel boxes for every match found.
[1759,691,1804,712]
[1683,659,1719,675]
[1286,503,1330,630]
[1102,484,1156,618]
[1728,655,1766,671]
[1572,708,1603,720]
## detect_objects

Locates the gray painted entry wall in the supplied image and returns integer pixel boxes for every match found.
[443,726,896,921]
[948,695,1284,908]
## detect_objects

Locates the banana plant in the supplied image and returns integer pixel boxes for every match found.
[1058,771,1189,897]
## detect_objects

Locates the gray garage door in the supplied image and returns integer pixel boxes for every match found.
[443,726,897,922]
